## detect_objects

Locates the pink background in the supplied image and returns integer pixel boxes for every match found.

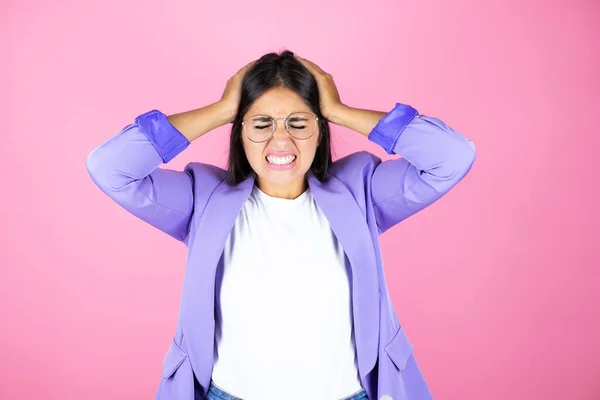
[2,0,599,399]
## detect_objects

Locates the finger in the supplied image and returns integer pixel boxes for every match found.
[235,60,255,76]
[296,55,318,73]
[294,54,311,70]
[295,54,325,76]
[231,60,256,81]
[241,59,256,72]
[296,55,327,76]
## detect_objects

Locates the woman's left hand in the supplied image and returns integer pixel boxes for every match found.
[294,54,345,121]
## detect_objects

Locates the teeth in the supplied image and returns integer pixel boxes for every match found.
[267,155,296,165]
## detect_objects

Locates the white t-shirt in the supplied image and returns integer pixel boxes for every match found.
[211,183,363,399]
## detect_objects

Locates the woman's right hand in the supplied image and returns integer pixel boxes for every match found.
[219,59,256,123]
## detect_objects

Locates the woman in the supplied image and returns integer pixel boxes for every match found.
[86,50,476,400]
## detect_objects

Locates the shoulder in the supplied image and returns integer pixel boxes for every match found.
[183,161,228,196]
[328,150,381,181]
[325,151,384,204]
[184,161,227,181]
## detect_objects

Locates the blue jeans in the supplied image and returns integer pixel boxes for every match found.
[205,379,369,400]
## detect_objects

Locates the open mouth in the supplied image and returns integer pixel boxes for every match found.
[265,154,297,166]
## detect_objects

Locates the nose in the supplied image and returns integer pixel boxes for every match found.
[272,119,289,139]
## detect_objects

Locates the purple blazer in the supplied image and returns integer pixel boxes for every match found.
[86,103,476,400]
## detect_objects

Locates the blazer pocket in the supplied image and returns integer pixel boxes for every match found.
[162,339,188,378]
[384,326,414,371]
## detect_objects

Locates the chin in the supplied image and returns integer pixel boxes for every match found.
[260,165,307,184]
[262,172,300,185]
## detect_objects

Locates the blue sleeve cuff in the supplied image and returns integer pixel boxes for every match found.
[368,103,419,155]
[134,109,190,163]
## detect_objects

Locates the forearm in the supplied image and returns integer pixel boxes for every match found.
[327,104,388,137]
[167,101,235,142]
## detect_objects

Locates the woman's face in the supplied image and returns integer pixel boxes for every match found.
[242,87,320,199]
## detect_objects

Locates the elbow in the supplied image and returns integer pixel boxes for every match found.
[424,140,476,192]
[449,139,476,185]
[462,139,477,171]
[86,150,112,194]
[85,149,102,185]
[448,137,476,174]
[85,148,124,192]
[451,139,476,180]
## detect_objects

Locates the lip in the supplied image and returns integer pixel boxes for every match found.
[265,154,297,170]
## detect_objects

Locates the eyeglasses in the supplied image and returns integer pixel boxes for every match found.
[242,112,319,143]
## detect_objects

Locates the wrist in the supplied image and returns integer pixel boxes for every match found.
[325,104,352,127]
[215,101,237,124]
[327,104,389,137]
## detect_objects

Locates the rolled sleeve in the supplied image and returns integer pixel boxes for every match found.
[367,103,419,155]
[135,109,190,163]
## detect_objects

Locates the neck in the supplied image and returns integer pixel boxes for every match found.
[256,176,308,199]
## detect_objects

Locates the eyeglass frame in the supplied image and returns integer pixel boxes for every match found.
[241,111,319,143]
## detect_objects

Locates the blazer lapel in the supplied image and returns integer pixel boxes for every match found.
[180,172,256,392]
[307,171,379,379]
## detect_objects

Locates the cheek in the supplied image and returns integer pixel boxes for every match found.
[242,139,265,166]
[299,135,320,160]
